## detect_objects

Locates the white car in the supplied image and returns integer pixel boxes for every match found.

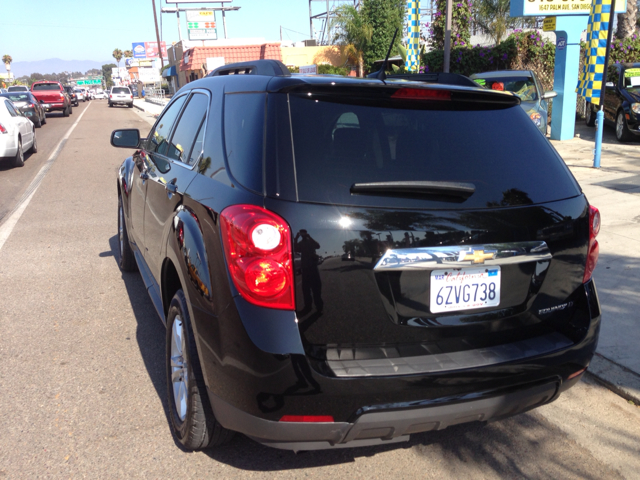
[0,98,37,167]
[74,88,86,102]
[108,86,134,108]
[7,85,29,92]
[94,89,106,100]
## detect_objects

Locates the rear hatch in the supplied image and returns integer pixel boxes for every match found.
[228,81,589,376]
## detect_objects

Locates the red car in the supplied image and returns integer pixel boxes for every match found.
[31,81,72,117]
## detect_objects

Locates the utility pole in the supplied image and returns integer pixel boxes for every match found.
[221,2,228,38]
[151,0,164,68]
[309,0,314,39]
[176,10,183,42]
[443,0,452,73]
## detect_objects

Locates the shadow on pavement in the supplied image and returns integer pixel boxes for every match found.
[573,121,640,146]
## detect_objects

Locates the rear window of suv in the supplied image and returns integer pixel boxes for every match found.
[32,83,60,91]
[112,87,131,94]
[265,91,580,209]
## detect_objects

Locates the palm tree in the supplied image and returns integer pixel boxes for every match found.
[112,49,123,69]
[474,0,535,45]
[616,0,638,38]
[331,5,373,77]
[2,54,12,79]
[123,50,133,58]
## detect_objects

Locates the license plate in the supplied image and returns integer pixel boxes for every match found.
[42,104,50,108]
[430,266,501,313]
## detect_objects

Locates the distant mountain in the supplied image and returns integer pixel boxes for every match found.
[9,58,114,78]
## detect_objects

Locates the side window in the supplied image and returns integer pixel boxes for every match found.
[167,93,208,166]
[146,95,187,156]
[224,93,266,193]
[5,101,18,117]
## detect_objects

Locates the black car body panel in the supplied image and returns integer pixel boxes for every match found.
[113,62,601,450]
[0,92,46,126]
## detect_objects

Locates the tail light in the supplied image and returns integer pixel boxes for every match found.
[583,205,600,283]
[0,123,7,134]
[60,93,64,100]
[280,415,334,423]
[220,205,295,310]
[392,88,451,100]
[29,103,35,108]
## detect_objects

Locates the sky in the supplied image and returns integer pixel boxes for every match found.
[0,0,327,63]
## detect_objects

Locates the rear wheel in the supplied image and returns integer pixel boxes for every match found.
[63,106,69,117]
[166,290,233,450]
[585,102,596,127]
[129,103,133,108]
[69,105,73,114]
[616,110,633,142]
[109,102,113,108]
[118,195,137,272]
[41,113,46,125]
[13,139,24,168]
[34,116,42,128]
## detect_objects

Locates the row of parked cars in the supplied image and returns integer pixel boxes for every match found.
[1,81,135,168]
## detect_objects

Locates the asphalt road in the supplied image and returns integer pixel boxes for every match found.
[0,101,639,478]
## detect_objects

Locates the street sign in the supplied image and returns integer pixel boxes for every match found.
[186,10,215,22]
[543,17,556,31]
[188,28,218,40]
[187,21,216,29]
[77,79,101,85]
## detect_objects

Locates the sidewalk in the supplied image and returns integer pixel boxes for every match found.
[551,121,640,404]
[132,98,166,124]
[130,99,640,403]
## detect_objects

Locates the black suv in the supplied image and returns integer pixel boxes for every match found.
[111,60,601,452]
[64,85,79,107]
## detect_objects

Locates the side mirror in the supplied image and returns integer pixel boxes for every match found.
[111,129,141,148]
[606,81,615,88]
[541,91,557,100]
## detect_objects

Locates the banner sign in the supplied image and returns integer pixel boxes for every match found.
[513,0,625,16]
[405,0,420,72]
[132,42,168,59]
[576,0,614,105]
[132,42,146,59]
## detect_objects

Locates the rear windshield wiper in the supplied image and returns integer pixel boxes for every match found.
[351,181,475,199]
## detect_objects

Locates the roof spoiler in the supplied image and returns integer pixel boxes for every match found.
[207,59,291,78]
[388,72,479,88]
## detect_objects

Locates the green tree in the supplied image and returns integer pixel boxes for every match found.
[361,0,405,72]
[331,5,373,77]
[2,54,12,79]
[112,49,123,69]
[474,0,535,45]
[102,63,116,88]
[430,0,471,49]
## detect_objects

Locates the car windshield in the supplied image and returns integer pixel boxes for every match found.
[622,67,640,91]
[476,76,538,101]
[112,87,130,94]
[33,83,60,91]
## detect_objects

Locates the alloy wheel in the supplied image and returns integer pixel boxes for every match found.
[170,315,189,422]
[616,113,625,139]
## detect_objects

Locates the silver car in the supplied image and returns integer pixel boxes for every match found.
[470,70,556,135]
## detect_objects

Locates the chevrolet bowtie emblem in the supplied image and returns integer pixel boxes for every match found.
[460,249,496,264]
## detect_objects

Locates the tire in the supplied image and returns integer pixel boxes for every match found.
[69,105,73,114]
[13,139,24,167]
[41,113,46,125]
[34,117,42,128]
[74,101,78,107]
[616,110,633,142]
[166,290,233,450]
[63,106,69,117]
[109,102,113,108]
[117,195,137,272]
[128,103,133,108]
[585,102,596,127]
[30,131,37,153]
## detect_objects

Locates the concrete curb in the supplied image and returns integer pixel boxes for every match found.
[586,353,640,405]
[132,102,145,112]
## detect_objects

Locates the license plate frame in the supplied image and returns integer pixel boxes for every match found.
[430,266,501,314]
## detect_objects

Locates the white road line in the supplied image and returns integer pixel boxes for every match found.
[0,103,92,251]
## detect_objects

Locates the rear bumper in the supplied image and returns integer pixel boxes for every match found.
[198,281,601,450]
[210,376,577,451]
[42,102,66,112]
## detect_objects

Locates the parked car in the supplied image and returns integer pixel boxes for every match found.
[108,86,134,108]
[0,92,46,128]
[111,59,601,452]
[0,97,37,167]
[7,85,29,92]
[584,62,640,142]
[64,86,79,107]
[470,70,556,135]
[94,88,106,100]
[31,80,72,116]
[74,87,86,102]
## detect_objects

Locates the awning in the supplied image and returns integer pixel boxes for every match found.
[162,66,177,78]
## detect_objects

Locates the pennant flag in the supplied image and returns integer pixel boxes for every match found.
[406,0,421,72]
[576,0,614,105]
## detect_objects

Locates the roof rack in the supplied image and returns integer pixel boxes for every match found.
[207,60,291,78]
[388,72,478,88]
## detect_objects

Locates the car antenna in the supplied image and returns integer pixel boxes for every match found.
[367,28,399,82]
